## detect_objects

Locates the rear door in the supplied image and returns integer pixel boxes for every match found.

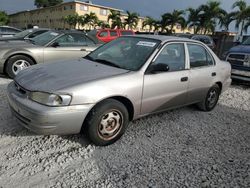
[43,33,96,63]
[141,42,190,115]
[186,43,216,104]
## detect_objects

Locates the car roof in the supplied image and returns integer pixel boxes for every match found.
[0,26,22,31]
[126,34,200,43]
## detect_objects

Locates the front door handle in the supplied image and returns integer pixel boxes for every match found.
[212,72,216,77]
[181,77,188,82]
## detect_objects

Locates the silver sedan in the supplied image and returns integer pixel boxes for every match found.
[7,35,232,146]
[0,30,99,78]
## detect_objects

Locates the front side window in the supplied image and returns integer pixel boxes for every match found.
[187,44,214,68]
[110,31,118,37]
[153,43,186,72]
[99,31,108,37]
[85,37,160,71]
[32,31,61,46]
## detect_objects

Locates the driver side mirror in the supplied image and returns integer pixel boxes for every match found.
[51,42,60,47]
[146,63,169,74]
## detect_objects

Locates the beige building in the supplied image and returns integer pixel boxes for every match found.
[9,0,192,33]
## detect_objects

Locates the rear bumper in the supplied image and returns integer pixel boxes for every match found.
[7,82,94,135]
[231,69,250,82]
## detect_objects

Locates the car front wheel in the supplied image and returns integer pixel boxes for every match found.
[86,99,129,146]
[197,84,220,111]
[6,55,34,78]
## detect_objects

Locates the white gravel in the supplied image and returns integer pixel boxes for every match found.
[0,77,249,188]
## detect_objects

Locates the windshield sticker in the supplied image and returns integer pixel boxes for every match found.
[137,41,156,47]
[28,30,33,32]
[50,32,59,36]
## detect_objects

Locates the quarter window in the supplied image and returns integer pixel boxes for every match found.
[154,43,186,72]
[187,44,214,68]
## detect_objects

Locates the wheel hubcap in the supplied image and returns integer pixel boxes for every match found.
[207,89,217,108]
[98,110,123,140]
[12,60,30,75]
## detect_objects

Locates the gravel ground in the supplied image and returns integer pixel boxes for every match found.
[0,76,249,188]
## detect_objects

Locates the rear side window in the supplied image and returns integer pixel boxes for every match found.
[187,44,214,68]
[99,31,108,37]
[110,31,118,36]
[121,31,133,35]
[54,33,94,46]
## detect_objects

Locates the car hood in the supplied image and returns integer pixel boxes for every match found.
[228,45,250,53]
[0,40,34,49]
[15,58,130,92]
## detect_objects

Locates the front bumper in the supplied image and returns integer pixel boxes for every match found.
[231,69,250,82]
[7,82,94,135]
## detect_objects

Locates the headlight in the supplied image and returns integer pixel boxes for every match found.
[29,92,71,106]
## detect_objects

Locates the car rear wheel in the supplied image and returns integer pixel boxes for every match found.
[197,84,220,111]
[6,55,34,78]
[85,99,129,146]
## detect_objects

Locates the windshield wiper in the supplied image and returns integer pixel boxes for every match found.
[84,55,94,61]
[26,38,36,45]
[94,59,122,69]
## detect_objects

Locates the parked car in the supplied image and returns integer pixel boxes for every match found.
[7,35,232,146]
[191,35,216,50]
[225,37,250,82]
[0,26,22,37]
[88,29,135,43]
[0,30,99,78]
[0,28,50,41]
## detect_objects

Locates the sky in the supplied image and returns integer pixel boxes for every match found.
[1,0,250,32]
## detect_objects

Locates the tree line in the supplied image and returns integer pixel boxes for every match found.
[1,0,250,36]
[63,0,250,35]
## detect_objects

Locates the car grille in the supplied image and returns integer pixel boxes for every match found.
[226,53,250,67]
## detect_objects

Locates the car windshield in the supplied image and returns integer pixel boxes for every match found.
[31,31,61,46]
[85,37,160,71]
[242,37,250,45]
[14,29,33,38]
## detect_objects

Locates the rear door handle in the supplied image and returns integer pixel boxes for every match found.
[181,77,188,82]
[212,72,216,77]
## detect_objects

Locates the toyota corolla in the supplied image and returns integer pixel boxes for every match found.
[7,35,231,146]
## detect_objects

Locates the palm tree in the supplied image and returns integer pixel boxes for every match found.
[77,15,86,30]
[187,8,202,34]
[64,14,79,29]
[108,10,123,29]
[219,12,235,31]
[198,1,226,34]
[124,11,139,30]
[161,10,185,33]
[85,12,98,30]
[96,20,110,29]
[142,16,156,32]
[232,0,250,35]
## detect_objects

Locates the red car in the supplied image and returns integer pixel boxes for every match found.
[88,29,135,43]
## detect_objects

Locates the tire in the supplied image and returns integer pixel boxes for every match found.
[5,55,34,78]
[85,99,129,146]
[197,84,220,111]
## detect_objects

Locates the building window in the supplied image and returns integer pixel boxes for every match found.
[80,5,88,11]
[100,9,107,16]
[70,5,73,9]
[64,6,68,10]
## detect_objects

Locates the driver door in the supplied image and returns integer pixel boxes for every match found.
[141,42,190,115]
[43,33,95,63]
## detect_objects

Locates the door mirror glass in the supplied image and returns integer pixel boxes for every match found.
[147,63,169,74]
[51,42,59,47]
